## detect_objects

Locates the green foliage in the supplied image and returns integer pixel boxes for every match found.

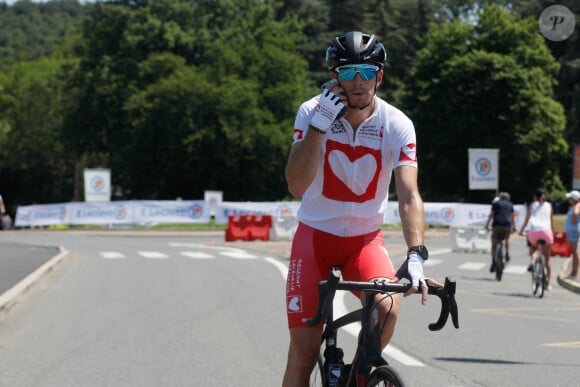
[0,0,577,211]
[60,0,307,201]
[401,5,568,203]
[0,57,73,204]
[0,0,91,72]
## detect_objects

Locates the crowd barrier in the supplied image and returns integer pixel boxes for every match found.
[15,200,526,229]
[450,226,491,253]
[224,214,299,242]
[451,227,573,256]
[269,215,299,241]
[225,214,272,241]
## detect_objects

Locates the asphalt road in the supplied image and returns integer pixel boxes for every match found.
[0,229,579,386]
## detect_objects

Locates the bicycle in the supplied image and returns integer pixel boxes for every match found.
[531,239,548,298]
[307,269,459,386]
[493,231,508,282]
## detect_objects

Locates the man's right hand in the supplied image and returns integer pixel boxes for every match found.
[310,89,345,133]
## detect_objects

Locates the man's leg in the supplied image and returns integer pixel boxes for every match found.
[282,327,321,387]
[490,229,498,272]
[371,291,399,348]
[570,241,579,277]
[284,222,326,386]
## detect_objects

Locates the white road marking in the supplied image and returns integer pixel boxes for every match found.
[264,257,287,277]
[458,262,487,271]
[180,251,214,259]
[99,252,126,259]
[424,258,443,267]
[431,249,453,256]
[138,251,169,259]
[503,265,528,274]
[170,242,254,257]
[220,251,258,259]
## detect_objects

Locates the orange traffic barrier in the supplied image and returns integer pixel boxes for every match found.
[225,214,272,241]
[551,230,570,257]
[248,214,272,241]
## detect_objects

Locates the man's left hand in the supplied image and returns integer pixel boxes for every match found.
[395,252,440,304]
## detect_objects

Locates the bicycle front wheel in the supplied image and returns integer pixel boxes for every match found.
[365,365,406,387]
[531,257,546,298]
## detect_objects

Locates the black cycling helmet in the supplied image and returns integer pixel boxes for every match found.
[326,31,387,70]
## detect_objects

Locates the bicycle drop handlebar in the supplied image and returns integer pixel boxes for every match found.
[306,269,459,331]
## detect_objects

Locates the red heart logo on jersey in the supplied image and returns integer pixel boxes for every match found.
[323,140,381,202]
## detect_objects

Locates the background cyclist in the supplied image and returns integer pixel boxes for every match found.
[519,188,554,289]
[484,192,516,273]
[282,31,438,386]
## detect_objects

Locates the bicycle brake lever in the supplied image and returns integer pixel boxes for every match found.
[448,279,459,329]
[306,282,329,327]
[443,277,459,329]
[306,271,341,327]
[427,277,459,331]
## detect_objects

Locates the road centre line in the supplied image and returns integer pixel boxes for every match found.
[542,341,580,348]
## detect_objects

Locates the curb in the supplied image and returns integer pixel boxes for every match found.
[556,257,580,295]
[0,246,71,316]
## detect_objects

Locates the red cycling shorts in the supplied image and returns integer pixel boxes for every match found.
[286,222,395,328]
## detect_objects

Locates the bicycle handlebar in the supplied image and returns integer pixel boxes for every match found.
[306,269,459,331]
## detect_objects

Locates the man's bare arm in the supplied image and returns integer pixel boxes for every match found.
[394,165,425,248]
[285,128,325,198]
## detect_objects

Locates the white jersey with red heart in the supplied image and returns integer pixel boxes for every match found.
[292,95,418,237]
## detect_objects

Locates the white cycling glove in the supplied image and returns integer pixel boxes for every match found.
[396,252,427,288]
[310,89,345,133]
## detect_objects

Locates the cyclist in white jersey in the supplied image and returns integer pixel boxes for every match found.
[282,31,439,387]
[519,188,554,287]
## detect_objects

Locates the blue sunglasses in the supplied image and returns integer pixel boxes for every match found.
[336,64,379,81]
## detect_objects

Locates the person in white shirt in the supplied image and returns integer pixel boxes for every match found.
[282,31,439,387]
[519,188,554,287]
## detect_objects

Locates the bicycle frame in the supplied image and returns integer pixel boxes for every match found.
[347,290,393,386]
[308,270,459,386]
[318,290,390,386]
[532,240,548,298]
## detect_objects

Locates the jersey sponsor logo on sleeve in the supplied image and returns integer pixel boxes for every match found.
[322,140,382,203]
[398,143,417,162]
[287,295,303,313]
[293,128,304,142]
